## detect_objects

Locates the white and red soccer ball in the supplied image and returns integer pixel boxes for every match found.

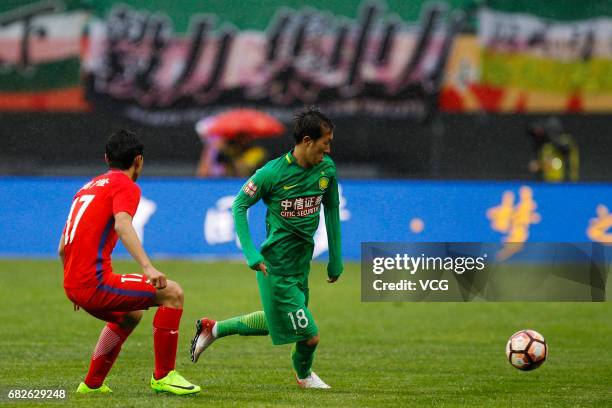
[506,329,548,371]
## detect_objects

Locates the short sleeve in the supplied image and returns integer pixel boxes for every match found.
[112,179,141,217]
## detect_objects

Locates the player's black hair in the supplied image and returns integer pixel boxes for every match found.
[292,107,334,144]
[105,129,144,170]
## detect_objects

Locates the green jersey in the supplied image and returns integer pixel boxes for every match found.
[232,151,343,279]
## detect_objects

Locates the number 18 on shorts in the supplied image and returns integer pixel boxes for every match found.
[257,272,318,345]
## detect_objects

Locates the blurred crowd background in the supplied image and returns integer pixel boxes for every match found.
[1,0,610,181]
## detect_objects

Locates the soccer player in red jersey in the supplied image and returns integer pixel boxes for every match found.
[58,130,200,395]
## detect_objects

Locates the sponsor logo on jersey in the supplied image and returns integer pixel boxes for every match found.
[283,184,299,190]
[280,195,323,218]
[319,176,329,190]
[81,178,110,190]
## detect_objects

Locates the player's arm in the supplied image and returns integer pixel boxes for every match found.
[323,174,343,283]
[114,212,167,289]
[232,168,272,275]
[58,233,65,267]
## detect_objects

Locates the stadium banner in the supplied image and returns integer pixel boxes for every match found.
[361,242,610,302]
[0,0,90,111]
[2,177,612,265]
[440,8,612,113]
[4,1,612,115]
[81,1,464,125]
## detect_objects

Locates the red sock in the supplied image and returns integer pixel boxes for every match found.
[84,323,132,388]
[153,306,183,380]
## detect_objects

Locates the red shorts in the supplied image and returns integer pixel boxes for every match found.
[65,273,157,324]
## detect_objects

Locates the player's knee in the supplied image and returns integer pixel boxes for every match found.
[173,281,184,304]
[163,280,184,307]
[303,334,319,348]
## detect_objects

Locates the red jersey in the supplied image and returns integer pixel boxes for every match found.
[62,170,141,289]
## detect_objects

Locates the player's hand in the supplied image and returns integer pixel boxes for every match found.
[255,262,268,276]
[327,276,339,283]
[144,265,167,289]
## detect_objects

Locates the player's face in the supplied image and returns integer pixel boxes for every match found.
[306,130,333,166]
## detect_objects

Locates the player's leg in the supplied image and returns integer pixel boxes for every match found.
[190,311,268,363]
[292,274,321,385]
[216,310,269,337]
[294,334,330,389]
[67,282,150,394]
[150,280,200,394]
[153,280,184,379]
[74,272,198,395]
[70,272,157,394]
[79,310,143,393]
[151,279,183,380]
[292,273,329,388]
[293,335,318,381]
[255,271,329,387]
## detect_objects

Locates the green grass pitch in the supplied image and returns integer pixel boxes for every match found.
[1,260,610,407]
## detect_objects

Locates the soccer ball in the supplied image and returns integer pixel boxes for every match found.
[505,329,547,371]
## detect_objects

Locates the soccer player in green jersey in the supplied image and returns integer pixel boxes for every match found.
[191,108,343,388]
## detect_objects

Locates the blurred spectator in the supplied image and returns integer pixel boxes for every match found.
[195,117,267,178]
[196,129,266,178]
[527,117,579,182]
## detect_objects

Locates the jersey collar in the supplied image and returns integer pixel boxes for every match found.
[285,150,296,165]
[106,169,132,181]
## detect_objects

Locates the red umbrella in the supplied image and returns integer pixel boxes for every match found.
[204,109,285,139]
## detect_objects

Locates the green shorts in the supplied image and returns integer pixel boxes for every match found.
[256,271,318,345]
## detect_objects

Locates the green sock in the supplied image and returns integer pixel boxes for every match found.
[292,341,317,379]
[216,311,269,338]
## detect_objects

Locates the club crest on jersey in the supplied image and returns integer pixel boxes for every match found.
[319,176,329,191]
[244,180,258,197]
